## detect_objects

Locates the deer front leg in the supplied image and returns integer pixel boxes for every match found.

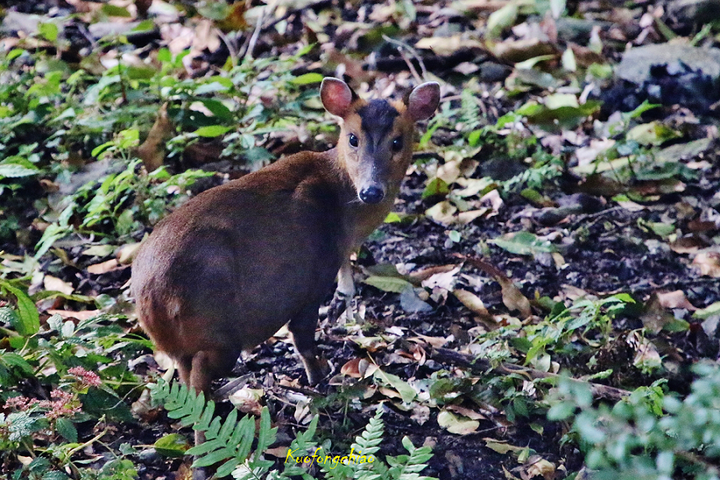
[327,260,355,322]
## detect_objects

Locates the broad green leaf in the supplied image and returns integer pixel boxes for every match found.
[194,125,232,137]
[0,281,39,336]
[374,369,416,403]
[55,417,78,443]
[0,163,39,178]
[486,2,518,38]
[694,301,720,319]
[422,177,449,199]
[101,4,132,17]
[154,433,190,458]
[38,23,58,42]
[290,73,324,85]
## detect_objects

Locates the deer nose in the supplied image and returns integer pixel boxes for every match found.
[359,185,385,204]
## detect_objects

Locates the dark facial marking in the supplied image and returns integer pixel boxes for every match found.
[357,100,399,152]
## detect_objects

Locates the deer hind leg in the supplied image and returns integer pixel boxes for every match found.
[176,349,239,480]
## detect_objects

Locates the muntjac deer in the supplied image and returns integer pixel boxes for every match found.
[131,78,440,398]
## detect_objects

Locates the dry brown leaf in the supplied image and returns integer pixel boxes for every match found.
[87,259,120,274]
[228,387,264,415]
[415,35,484,56]
[46,309,100,321]
[479,189,504,216]
[525,456,556,480]
[422,265,462,291]
[446,404,486,420]
[639,294,675,334]
[453,289,490,318]
[410,404,431,425]
[425,200,458,225]
[43,276,74,295]
[493,38,557,63]
[407,335,450,348]
[465,257,532,318]
[670,236,707,254]
[457,209,489,224]
[409,264,459,283]
[657,290,697,310]
[137,103,173,172]
[693,252,720,277]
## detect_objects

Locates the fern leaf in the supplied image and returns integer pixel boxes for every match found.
[204,416,223,440]
[186,438,226,456]
[195,399,216,431]
[251,407,277,467]
[215,457,240,477]
[193,446,236,468]
[216,408,239,442]
[231,416,255,463]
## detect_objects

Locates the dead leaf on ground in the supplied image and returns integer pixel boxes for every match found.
[525,456,556,480]
[693,252,720,277]
[46,309,100,321]
[453,289,491,318]
[438,410,480,435]
[465,256,532,318]
[657,290,697,310]
[87,259,120,274]
[43,276,74,295]
[137,103,174,172]
[228,387,264,416]
[445,404,486,420]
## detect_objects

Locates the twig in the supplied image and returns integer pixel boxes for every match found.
[382,34,428,81]
[431,347,630,402]
[216,29,238,67]
[245,6,265,61]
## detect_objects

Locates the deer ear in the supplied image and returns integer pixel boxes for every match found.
[321,78,356,117]
[406,82,440,121]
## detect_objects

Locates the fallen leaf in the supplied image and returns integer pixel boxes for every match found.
[43,276,74,295]
[137,103,173,172]
[438,410,479,435]
[465,257,532,318]
[87,259,120,274]
[657,290,697,310]
[483,438,525,454]
[453,289,490,318]
[228,387,264,415]
[526,457,556,480]
[693,252,720,277]
[426,200,458,225]
[446,404,486,420]
[46,309,100,321]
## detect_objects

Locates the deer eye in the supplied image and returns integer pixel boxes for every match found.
[349,134,359,148]
[392,136,403,152]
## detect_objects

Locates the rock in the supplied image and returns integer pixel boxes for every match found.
[666,0,720,31]
[604,44,720,116]
[615,44,720,85]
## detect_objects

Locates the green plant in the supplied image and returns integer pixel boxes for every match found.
[549,362,720,480]
[150,379,437,479]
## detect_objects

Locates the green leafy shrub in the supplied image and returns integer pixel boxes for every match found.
[549,362,720,480]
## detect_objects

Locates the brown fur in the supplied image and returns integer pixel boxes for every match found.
[130,79,440,399]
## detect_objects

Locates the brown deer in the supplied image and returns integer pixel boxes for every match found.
[131,78,440,398]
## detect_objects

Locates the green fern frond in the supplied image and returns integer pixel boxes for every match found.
[150,380,437,480]
[149,379,276,477]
